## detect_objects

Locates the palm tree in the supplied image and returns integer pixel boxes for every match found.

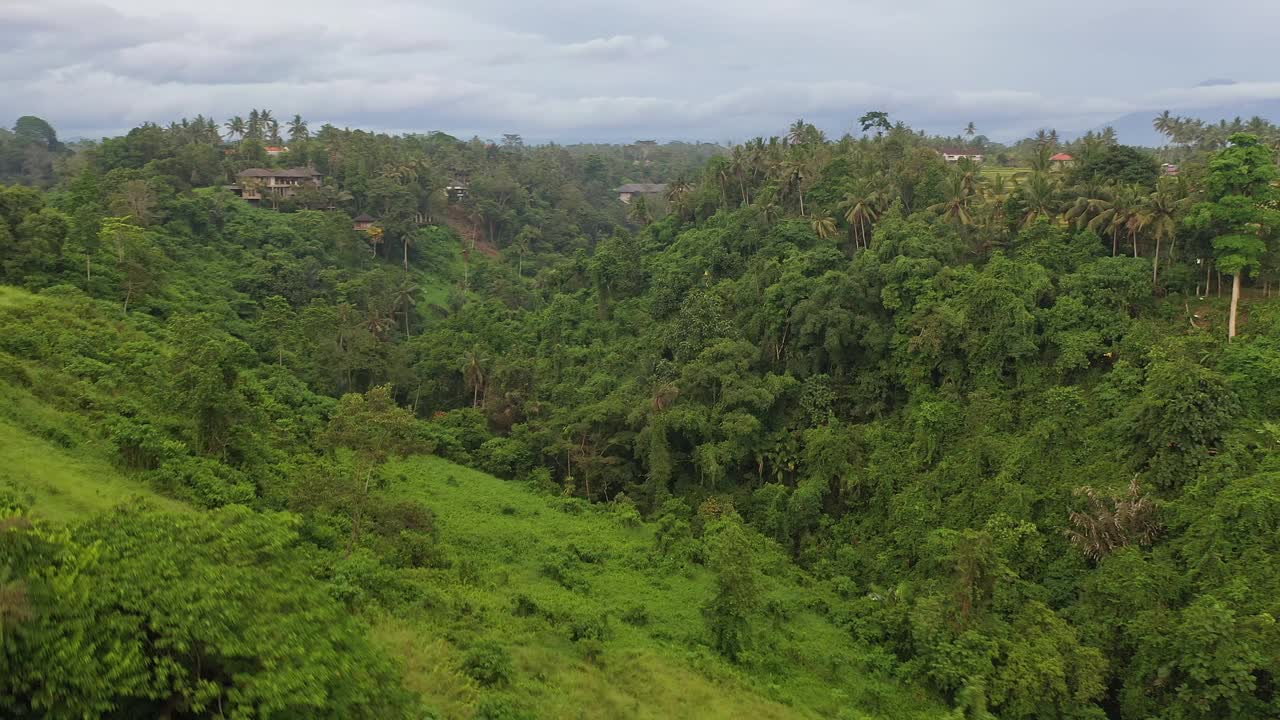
[965,121,977,139]
[839,184,884,250]
[1142,180,1189,284]
[810,213,837,240]
[665,177,694,217]
[929,173,975,229]
[780,159,807,215]
[287,114,309,144]
[627,195,653,226]
[1153,111,1175,142]
[224,116,246,143]
[463,349,486,407]
[393,280,418,336]
[787,119,810,147]
[1029,144,1055,173]
[400,232,415,272]
[247,109,261,140]
[1019,173,1059,227]
[512,226,538,276]
[1087,184,1143,256]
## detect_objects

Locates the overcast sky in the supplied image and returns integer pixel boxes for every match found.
[6,0,1280,143]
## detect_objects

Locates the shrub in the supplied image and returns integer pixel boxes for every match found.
[512,593,541,618]
[462,642,513,687]
[568,610,611,643]
[474,697,533,720]
[621,603,650,626]
[612,492,642,528]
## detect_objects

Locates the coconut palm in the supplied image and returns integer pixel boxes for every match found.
[965,121,977,138]
[224,116,246,143]
[1019,173,1059,227]
[929,173,975,229]
[779,159,807,215]
[1065,183,1113,232]
[1087,184,1143,256]
[810,213,837,240]
[1142,180,1190,284]
[463,349,487,407]
[1153,110,1175,142]
[393,280,418,336]
[627,195,654,226]
[665,176,693,213]
[839,184,885,250]
[287,114,309,144]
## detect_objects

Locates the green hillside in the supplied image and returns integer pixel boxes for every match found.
[6,113,1280,720]
[375,455,935,719]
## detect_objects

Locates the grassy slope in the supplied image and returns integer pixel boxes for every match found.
[0,283,934,717]
[0,286,182,520]
[378,456,938,720]
[0,381,184,522]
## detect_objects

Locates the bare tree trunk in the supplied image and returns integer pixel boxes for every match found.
[1153,236,1161,286]
[1205,259,1212,297]
[1229,272,1241,340]
[1218,272,1223,298]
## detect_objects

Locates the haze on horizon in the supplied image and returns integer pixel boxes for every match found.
[6,0,1280,143]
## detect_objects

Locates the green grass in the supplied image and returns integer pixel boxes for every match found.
[0,386,184,522]
[0,285,32,308]
[979,165,1026,182]
[417,239,464,311]
[377,455,938,719]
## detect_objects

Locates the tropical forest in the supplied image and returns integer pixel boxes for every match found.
[3,106,1280,720]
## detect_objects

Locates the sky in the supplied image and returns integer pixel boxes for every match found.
[6,0,1280,144]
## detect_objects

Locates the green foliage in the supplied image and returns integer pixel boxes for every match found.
[1,504,414,718]
[4,114,1280,720]
[462,641,514,687]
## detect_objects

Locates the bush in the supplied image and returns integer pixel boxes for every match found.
[621,603,650,626]
[512,593,542,618]
[612,492,642,528]
[474,697,534,720]
[477,436,534,479]
[462,642,513,687]
[541,549,589,592]
[526,466,557,495]
[151,455,255,508]
[568,610,611,643]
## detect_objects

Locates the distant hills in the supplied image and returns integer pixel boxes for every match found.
[1085,80,1280,147]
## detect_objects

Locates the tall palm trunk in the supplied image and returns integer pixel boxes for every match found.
[1153,236,1161,286]
[1229,272,1242,340]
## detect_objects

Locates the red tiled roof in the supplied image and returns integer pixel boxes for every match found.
[1050,153,1074,161]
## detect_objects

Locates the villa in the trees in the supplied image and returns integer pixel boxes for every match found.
[230,168,322,202]
[1050,152,1075,167]
[614,183,667,204]
[940,148,984,163]
[353,213,377,231]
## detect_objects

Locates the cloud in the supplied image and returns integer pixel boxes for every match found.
[556,35,671,60]
[5,0,1280,143]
